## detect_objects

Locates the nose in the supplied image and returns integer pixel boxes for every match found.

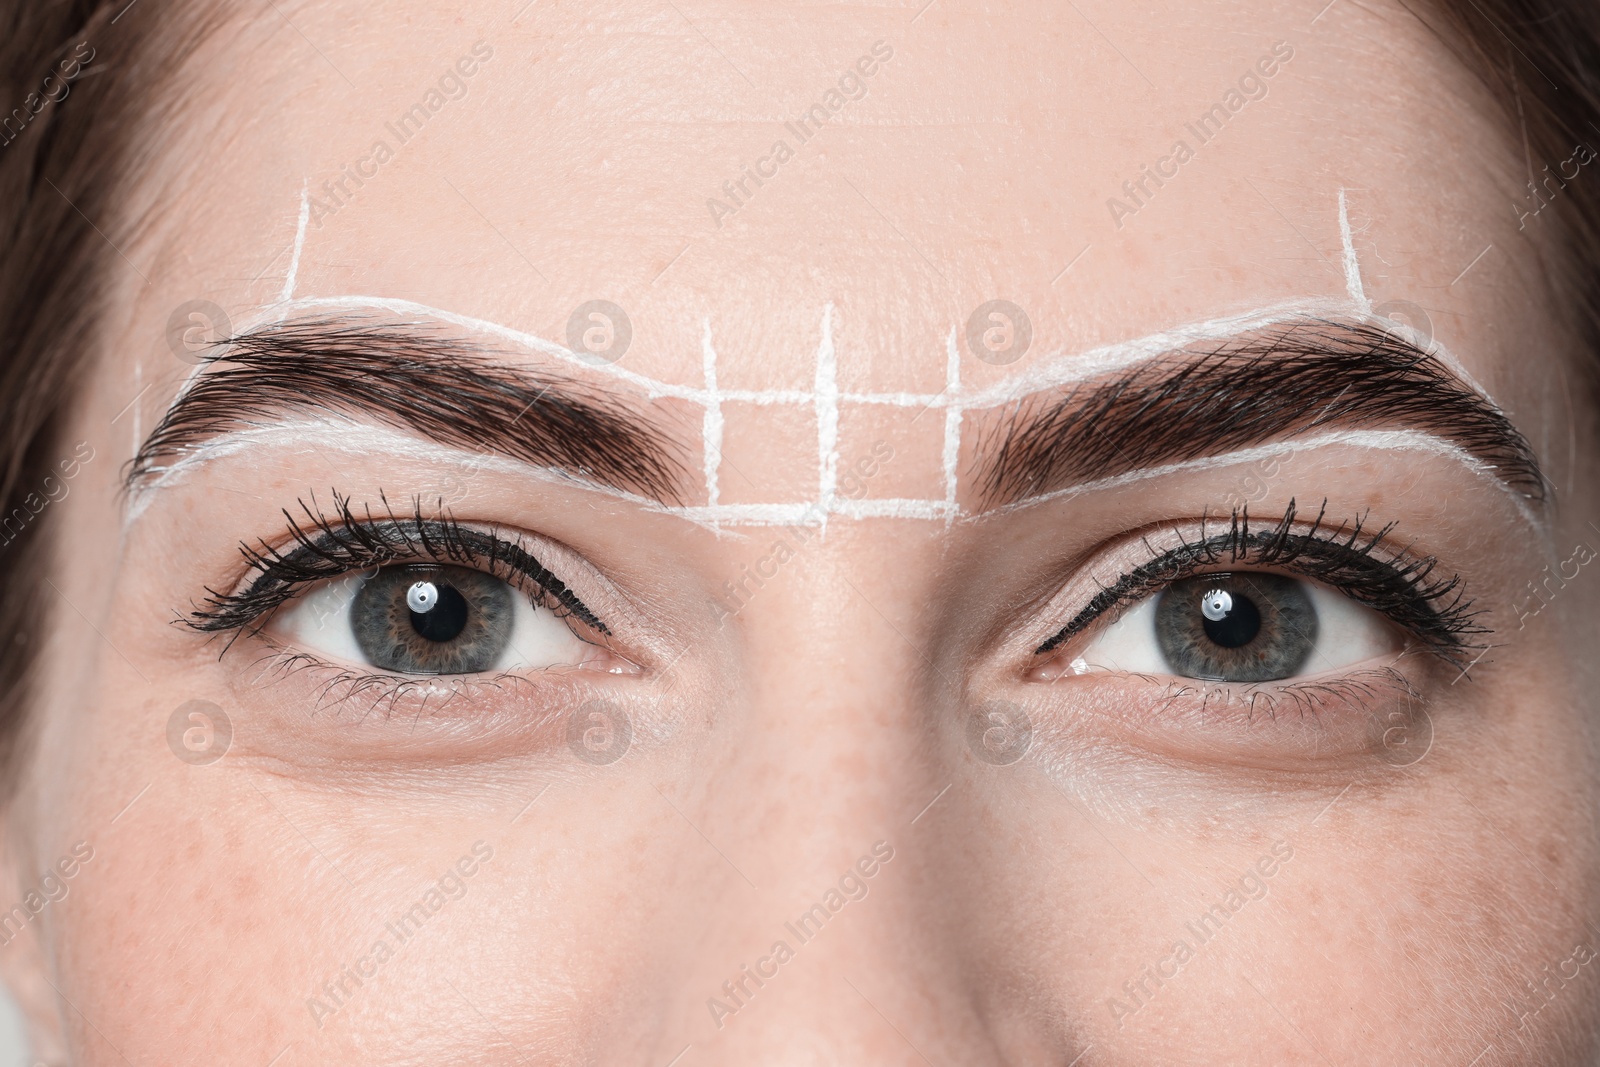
[642,521,1013,1065]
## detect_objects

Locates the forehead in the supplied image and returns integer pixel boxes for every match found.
[123,0,1539,445]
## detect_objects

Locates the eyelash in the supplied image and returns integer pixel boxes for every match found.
[1143,666,1419,724]
[1035,498,1484,667]
[183,491,606,647]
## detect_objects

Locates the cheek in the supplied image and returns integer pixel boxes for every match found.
[55,804,288,1055]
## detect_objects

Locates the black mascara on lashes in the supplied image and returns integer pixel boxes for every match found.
[185,492,607,637]
[1035,499,1482,664]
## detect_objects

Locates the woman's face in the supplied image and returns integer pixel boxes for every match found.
[7,0,1599,1062]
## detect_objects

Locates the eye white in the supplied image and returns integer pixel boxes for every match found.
[275,571,595,672]
[1074,580,1398,678]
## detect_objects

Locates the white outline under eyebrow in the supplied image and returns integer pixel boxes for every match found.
[122,414,964,531]
[121,417,735,535]
[968,427,1547,535]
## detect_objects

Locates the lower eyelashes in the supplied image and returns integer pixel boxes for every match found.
[1061,665,1434,770]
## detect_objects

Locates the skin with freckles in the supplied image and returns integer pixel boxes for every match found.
[3,0,1600,1064]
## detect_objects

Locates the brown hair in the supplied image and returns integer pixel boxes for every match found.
[1416,2,1600,353]
[0,0,235,774]
[0,0,1595,775]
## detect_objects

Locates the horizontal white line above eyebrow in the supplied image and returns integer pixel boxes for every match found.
[245,293,1491,418]
[955,296,1494,412]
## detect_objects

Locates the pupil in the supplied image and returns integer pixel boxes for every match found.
[408,581,469,643]
[1200,589,1261,648]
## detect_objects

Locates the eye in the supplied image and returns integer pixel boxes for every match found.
[275,563,598,675]
[1071,571,1402,682]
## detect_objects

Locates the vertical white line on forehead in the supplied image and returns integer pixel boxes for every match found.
[1338,187,1369,315]
[146,186,1510,530]
[942,327,961,524]
[701,321,722,516]
[280,180,311,304]
[814,304,840,533]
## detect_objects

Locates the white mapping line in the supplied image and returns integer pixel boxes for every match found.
[701,320,722,511]
[280,180,311,304]
[833,498,957,521]
[121,418,732,534]
[955,294,1503,417]
[969,428,1545,532]
[253,296,709,404]
[237,293,1502,416]
[145,292,1520,529]
[1337,187,1370,315]
[958,297,1357,411]
[844,391,947,406]
[942,326,961,523]
[131,360,141,459]
[680,499,957,524]
[814,304,839,533]
[722,388,816,405]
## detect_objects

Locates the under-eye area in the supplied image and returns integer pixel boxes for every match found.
[1032,661,1437,774]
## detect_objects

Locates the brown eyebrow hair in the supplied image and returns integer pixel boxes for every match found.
[127,316,690,504]
[974,320,1546,507]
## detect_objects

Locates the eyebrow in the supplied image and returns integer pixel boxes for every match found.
[127,317,690,503]
[975,320,1546,507]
